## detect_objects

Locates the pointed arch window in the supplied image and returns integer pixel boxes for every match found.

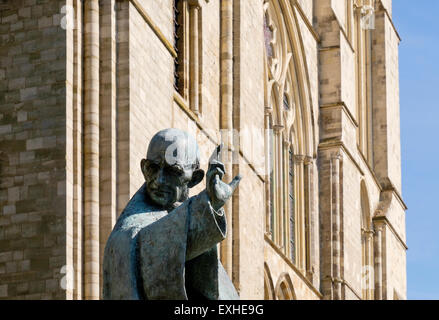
[262,1,315,273]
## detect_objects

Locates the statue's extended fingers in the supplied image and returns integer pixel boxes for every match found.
[207,166,224,184]
[228,174,242,192]
[209,161,225,174]
[209,143,223,164]
[215,166,225,179]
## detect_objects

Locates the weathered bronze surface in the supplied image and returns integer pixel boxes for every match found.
[103,128,241,300]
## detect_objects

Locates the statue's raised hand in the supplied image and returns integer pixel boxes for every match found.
[206,144,242,212]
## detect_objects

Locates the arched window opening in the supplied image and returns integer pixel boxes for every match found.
[275,273,296,300]
[264,263,275,300]
[263,0,315,274]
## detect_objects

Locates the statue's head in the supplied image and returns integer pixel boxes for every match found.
[141,128,205,209]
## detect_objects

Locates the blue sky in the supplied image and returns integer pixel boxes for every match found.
[393,0,439,300]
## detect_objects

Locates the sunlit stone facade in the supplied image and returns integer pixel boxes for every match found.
[0,0,406,300]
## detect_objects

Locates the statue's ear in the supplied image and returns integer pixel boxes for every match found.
[188,169,204,188]
[140,159,148,179]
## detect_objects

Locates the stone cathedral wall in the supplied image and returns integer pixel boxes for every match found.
[0,0,70,299]
[0,0,406,300]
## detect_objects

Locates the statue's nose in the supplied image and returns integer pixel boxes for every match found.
[157,168,166,184]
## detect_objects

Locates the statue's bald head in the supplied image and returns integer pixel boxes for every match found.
[141,129,204,209]
[146,128,200,170]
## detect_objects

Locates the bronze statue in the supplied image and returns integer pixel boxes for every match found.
[103,128,241,300]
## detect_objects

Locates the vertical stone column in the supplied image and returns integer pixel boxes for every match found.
[264,109,272,234]
[331,153,342,300]
[294,155,306,272]
[355,4,366,153]
[73,0,83,300]
[304,156,314,282]
[83,0,100,300]
[272,125,284,246]
[364,230,374,300]
[374,224,383,300]
[99,0,117,297]
[188,1,200,115]
[219,0,234,277]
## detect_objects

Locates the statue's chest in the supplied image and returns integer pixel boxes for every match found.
[123,209,168,232]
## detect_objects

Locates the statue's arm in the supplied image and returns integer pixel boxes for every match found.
[168,190,226,262]
[186,190,226,261]
[177,144,241,261]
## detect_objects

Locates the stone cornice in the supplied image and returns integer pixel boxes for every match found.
[373,215,408,250]
[320,101,359,128]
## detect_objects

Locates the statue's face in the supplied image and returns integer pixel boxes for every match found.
[142,157,194,208]
[141,129,204,209]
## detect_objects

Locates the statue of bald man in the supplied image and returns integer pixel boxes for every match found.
[103,128,241,300]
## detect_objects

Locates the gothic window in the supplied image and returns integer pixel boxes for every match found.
[263,1,314,273]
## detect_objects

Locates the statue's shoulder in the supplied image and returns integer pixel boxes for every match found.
[114,184,166,231]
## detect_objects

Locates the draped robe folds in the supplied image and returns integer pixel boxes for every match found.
[103,183,239,300]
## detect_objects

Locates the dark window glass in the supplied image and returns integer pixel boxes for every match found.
[264,13,273,59]
[173,0,183,93]
[283,94,290,111]
[269,126,275,236]
[289,149,296,263]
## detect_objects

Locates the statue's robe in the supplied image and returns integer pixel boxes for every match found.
[103,183,239,300]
